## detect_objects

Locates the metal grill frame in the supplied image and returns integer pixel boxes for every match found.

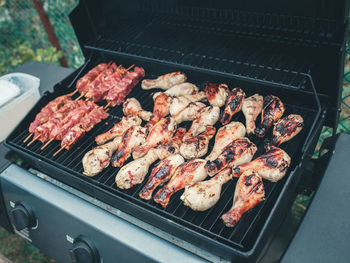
[5,52,326,262]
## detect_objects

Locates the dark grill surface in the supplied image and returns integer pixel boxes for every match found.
[6,57,318,251]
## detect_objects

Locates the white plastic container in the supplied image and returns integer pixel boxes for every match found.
[0,73,40,142]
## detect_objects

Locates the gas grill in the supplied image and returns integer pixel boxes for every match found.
[0,0,349,262]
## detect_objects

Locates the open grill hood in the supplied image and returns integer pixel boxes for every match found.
[4,0,348,262]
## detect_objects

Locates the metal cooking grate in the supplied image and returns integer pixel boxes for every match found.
[7,58,318,251]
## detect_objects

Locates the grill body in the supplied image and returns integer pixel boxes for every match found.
[4,0,349,261]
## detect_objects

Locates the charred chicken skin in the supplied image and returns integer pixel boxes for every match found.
[180,126,216,159]
[111,126,147,167]
[255,95,285,138]
[142,72,187,90]
[242,94,264,134]
[205,83,229,107]
[183,106,220,141]
[205,137,257,177]
[123,98,152,121]
[220,88,246,125]
[95,116,141,145]
[132,117,177,159]
[172,102,206,124]
[265,114,304,150]
[232,147,291,182]
[156,127,186,159]
[153,159,207,208]
[181,167,232,211]
[139,154,185,200]
[146,93,171,130]
[221,169,265,227]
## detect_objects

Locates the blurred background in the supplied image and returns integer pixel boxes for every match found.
[0,1,349,262]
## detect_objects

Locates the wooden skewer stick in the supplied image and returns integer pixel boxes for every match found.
[68,89,78,96]
[23,133,33,143]
[75,94,83,101]
[104,102,111,109]
[53,146,65,157]
[40,138,54,150]
[27,135,40,146]
[126,64,135,71]
[105,108,110,113]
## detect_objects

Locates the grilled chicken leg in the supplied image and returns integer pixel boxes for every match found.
[221,169,265,227]
[139,154,185,200]
[172,102,206,124]
[82,136,121,177]
[183,106,220,141]
[111,126,147,167]
[206,122,246,161]
[265,114,304,150]
[205,137,257,177]
[205,83,229,107]
[156,127,186,159]
[133,117,177,159]
[221,88,246,125]
[242,94,263,134]
[153,82,199,99]
[180,126,216,159]
[95,116,141,145]
[146,93,171,129]
[142,72,187,90]
[154,159,207,208]
[123,98,152,121]
[181,167,232,211]
[255,95,285,138]
[232,147,291,182]
[169,93,206,116]
[115,148,159,189]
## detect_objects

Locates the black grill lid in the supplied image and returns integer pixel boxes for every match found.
[69,0,348,128]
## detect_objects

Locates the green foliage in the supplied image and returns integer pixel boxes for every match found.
[0,40,62,75]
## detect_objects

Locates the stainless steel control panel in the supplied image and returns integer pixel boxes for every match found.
[0,164,208,263]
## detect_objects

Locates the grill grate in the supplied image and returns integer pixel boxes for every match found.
[7,57,318,251]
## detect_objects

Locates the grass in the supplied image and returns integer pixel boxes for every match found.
[0,227,55,263]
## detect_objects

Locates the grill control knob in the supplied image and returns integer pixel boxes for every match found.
[69,236,100,263]
[10,201,36,231]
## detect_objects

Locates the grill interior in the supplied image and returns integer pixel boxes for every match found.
[6,54,320,252]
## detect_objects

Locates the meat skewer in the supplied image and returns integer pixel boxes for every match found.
[221,169,265,227]
[139,154,185,200]
[205,83,229,107]
[242,94,264,134]
[205,137,257,177]
[220,88,246,125]
[206,121,246,161]
[232,147,291,182]
[255,95,285,138]
[180,126,216,159]
[142,72,187,90]
[265,114,304,150]
[181,167,232,211]
[53,106,109,156]
[104,66,145,107]
[76,62,110,96]
[25,94,75,143]
[153,159,207,208]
